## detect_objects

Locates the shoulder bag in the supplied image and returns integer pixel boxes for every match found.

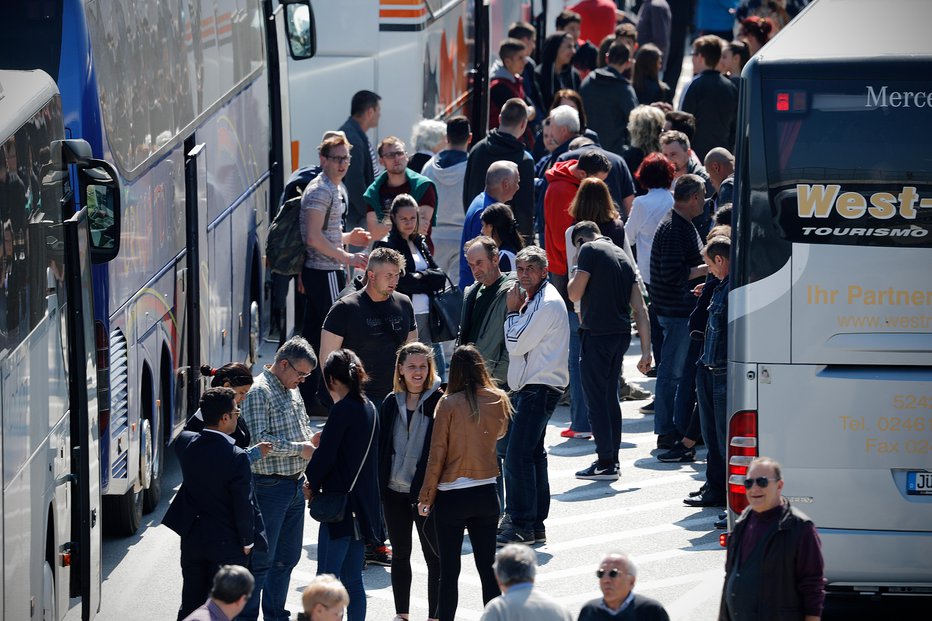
[429,272,464,343]
[308,402,377,523]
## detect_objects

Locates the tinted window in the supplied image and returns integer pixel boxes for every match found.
[0,2,63,81]
[0,96,65,349]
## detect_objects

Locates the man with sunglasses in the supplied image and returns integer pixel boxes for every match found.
[720,457,825,621]
[239,337,320,621]
[578,552,669,620]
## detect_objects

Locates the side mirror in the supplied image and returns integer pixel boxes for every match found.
[51,139,122,263]
[281,1,315,60]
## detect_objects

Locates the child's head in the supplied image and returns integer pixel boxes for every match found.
[301,574,349,621]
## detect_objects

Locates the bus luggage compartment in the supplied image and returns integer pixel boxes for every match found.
[755,363,932,586]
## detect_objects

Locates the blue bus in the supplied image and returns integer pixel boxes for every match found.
[0,0,312,534]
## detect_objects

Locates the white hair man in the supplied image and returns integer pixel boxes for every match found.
[479,544,572,621]
[578,553,670,620]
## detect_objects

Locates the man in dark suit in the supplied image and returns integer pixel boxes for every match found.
[164,388,259,621]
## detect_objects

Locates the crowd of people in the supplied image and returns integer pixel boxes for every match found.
[165,2,826,620]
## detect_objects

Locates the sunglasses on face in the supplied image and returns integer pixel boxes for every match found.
[596,568,621,579]
[744,476,780,489]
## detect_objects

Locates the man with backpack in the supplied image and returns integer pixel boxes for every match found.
[299,133,370,416]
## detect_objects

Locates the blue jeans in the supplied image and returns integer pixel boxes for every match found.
[672,339,702,436]
[654,316,691,437]
[498,384,561,532]
[240,477,306,621]
[696,365,728,498]
[567,311,590,433]
[316,523,366,621]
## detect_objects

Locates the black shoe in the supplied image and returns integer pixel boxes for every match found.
[645,367,657,378]
[497,513,512,535]
[684,493,727,508]
[718,511,727,519]
[534,529,547,544]
[496,526,534,546]
[714,517,728,529]
[656,432,677,449]
[639,400,656,414]
[575,461,620,481]
[657,441,696,463]
[689,483,710,498]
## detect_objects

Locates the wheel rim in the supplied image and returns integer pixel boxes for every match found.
[139,419,153,489]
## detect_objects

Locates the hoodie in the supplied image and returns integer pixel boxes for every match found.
[543,160,582,277]
[488,59,535,148]
[463,130,536,241]
[579,66,639,156]
[421,150,468,234]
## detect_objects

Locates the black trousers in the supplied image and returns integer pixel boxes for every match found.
[580,330,630,465]
[300,267,345,410]
[177,541,247,621]
[382,488,441,616]
[430,484,500,621]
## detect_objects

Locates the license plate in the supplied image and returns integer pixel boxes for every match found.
[906,471,932,495]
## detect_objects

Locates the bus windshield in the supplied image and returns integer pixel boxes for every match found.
[762,79,932,186]
[761,79,932,250]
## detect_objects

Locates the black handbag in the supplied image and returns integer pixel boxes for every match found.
[429,273,463,343]
[308,403,377,523]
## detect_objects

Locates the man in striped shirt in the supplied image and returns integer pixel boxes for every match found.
[239,337,318,621]
[648,175,709,450]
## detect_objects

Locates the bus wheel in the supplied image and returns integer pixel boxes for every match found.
[249,299,260,366]
[143,416,163,513]
[41,561,56,621]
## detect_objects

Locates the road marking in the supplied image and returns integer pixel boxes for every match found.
[664,566,728,618]
[536,542,723,583]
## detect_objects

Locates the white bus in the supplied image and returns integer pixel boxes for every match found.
[728,0,932,596]
[0,69,122,621]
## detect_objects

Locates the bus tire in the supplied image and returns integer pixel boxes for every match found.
[104,485,143,536]
[41,560,56,621]
[143,415,163,514]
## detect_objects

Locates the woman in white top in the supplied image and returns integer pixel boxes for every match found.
[374,194,447,345]
[625,152,676,286]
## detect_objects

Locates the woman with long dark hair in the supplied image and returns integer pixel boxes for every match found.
[374,194,447,346]
[378,342,443,621]
[185,363,271,462]
[568,178,632,254]
[632,43,672,105]
[536,32,580,104]
[417,345,511,621]
[305,349,381,621]
[479,203,524,272]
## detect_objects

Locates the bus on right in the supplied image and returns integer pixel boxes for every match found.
[727,0,932,596]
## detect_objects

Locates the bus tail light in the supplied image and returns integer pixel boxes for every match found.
[727,410,758,514]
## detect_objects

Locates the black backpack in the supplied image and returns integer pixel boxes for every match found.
[266,166,322,276]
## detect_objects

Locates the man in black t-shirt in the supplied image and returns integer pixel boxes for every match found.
[568,222,652,480]
[320,247,417,407]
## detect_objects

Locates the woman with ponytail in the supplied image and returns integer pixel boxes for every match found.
[185,363,271,462]
[417,345,511,621]
[304,349,380,621]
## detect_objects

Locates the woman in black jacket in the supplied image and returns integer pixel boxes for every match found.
[536,32,581,106]
[305,349,380,621]
[374,194,447,346]
[378,342,443,621]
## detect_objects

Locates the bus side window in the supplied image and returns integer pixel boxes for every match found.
[284,1,315,60]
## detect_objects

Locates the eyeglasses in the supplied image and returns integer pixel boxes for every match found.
[227,408,241,418]
[286,359,313,379]
[326,155,351,164]
[596,568,622,579]
[744,476,780,489]
[380,150,406,159]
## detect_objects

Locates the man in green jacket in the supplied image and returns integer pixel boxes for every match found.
[457,236,516,387]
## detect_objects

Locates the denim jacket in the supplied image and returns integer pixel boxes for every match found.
[700,276,729,370]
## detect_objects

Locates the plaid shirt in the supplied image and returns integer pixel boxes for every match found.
[240,366,314,477]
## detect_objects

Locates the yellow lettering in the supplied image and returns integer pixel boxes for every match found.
[898,186,919,218]
[797,184,840,218]
[848,285,862,304]
[836,192,867,219]
[868,192,897,219]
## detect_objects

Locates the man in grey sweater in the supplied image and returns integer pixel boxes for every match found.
[480,545,572,621]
